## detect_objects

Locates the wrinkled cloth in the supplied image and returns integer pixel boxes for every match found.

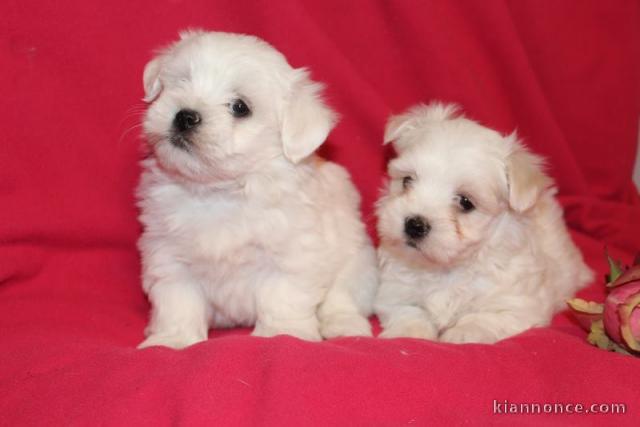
[1,0,639,425]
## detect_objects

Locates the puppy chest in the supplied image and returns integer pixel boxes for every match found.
[175,200,291,261]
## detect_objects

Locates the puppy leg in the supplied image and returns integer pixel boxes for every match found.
[252,275,322,341]
[375,275,438,340]
[318,244,377,338]
[440,298,550,344]
[139,280,209,349]
[377,305,438,340]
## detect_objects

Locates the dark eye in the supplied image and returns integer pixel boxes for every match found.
[458,195,475,212]
[230,99,251,118]
[402,176,413,190]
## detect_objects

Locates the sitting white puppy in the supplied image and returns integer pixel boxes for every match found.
[375,103,592,344]
[137,30,377,349]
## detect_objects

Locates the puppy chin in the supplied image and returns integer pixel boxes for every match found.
[150,139,206,181]
[384,237,459,269]
[414,245,459,269]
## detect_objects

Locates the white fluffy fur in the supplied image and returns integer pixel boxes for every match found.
[375,102,593,344]
[137,30,377,349]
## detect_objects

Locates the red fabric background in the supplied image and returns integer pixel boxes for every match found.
[1,0,640,425]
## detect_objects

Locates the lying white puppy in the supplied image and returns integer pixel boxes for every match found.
[375,103,592,344]
[137,30,377,349]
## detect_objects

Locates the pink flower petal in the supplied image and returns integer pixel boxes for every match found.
[620,293,640,352]
[603,283,640,346]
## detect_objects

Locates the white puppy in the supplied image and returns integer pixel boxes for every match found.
[375,103,592,344]
[137,30,377,349]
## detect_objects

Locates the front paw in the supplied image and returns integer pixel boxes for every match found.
[252,321,322,342]
[379,317,438,340]
[138,332,205,350]
[320,313,373,339]
[439,323,498,344]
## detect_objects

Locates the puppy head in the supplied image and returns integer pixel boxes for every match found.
[142,30,336,182]
[377,102,552,267]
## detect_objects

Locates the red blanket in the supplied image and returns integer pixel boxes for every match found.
[2,1,639,425]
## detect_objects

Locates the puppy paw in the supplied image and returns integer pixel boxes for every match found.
[252,322,322,342]
[320,314,373,339]
[138,332,205,350]
[379,317,438,340]
[439,323,498,344]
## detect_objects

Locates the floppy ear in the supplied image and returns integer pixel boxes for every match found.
[143,31,198,103]
[142,57,163,102]
[281,70,337,164]
[505,135,553,213]
[384,112,416,146]
[384,102,460,150]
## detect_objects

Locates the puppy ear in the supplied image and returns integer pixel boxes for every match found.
[505,134,553,213]
[281,69,337,164]
[384,102,460,149]
[384,112,417,146]
[142,57,163,103]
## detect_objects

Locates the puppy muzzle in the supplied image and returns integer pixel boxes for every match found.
[170,109,201,150]
[404,215,431,247]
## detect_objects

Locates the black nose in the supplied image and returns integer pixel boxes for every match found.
[404,215,431,240]
[173,109,201,132]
